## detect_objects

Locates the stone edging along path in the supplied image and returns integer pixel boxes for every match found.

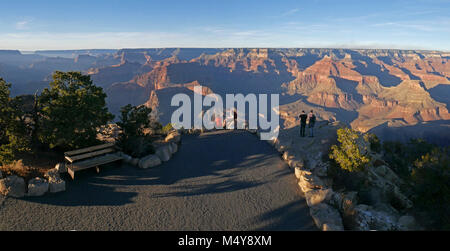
[0,131,182,199]
[121,130,182,169]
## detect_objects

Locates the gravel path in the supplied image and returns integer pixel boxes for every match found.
[0,130,316,231]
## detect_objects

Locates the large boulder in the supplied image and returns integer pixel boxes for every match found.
[374,165,402,185]
[165,131,181,143]
[0,175,26,198]
[309,203,344,231]
[155,145,172,162]
[138,154,162,169]
[331,191,358,216]
[367,170,413,209]
[27,177,49,197]
[304,188,334,207]
[297,170,331,193]
[350,204,399,231]
[48,177,66,193]
[294,167,303,180]
[312,161,329,177]
[169,142,178,154]
[288,158,304,169]
[119,152,133,164]
[282,151,294,161]
[274,140,290,153]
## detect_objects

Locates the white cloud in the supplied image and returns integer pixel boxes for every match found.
[0,32,191,50]
[15,21,29,30]
[0,29,448,51]
[281,8,300,17]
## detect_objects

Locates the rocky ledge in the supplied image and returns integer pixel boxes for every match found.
[253,121,418,231]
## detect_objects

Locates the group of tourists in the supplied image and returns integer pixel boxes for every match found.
[212,108,317,138]
[299,110,316,137]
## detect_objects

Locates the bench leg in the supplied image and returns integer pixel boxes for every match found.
[95,166,100,173]
[68,167,75,180]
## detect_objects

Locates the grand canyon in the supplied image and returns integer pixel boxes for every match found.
[1,48,449,144]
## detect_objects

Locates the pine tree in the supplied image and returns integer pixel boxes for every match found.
[38,71,114,150]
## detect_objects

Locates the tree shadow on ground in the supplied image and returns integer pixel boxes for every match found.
[22,164,138,207]
[248,200,317,231]
[21,130,288,206]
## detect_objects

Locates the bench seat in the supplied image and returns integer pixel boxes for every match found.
[65,143,123,179]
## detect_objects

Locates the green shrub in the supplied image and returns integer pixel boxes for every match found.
[329,127,371,172]
[161,123,174,135]
[364,133,381,153]
[382,139,436,179]
[116,104,154,158]
[0,78,32,164]
[381,138,450,230]
[410,147,450,229]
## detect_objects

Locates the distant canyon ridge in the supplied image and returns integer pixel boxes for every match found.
[1,48,449,145]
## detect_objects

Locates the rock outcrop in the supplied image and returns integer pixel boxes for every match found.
[27,177,49,197]
[48,178,66,193]
[138,154,162,169]
[155,145,172,162]
[165,131,181,143]
[4,48,449,144]
[0,175,26,198]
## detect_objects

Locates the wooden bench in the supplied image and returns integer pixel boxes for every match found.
[64,143,123,180]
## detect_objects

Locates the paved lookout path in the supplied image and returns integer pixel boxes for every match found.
[0,130,316,231]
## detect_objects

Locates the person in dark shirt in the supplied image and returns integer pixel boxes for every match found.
[308,110,316,137]
[299,110,308,137]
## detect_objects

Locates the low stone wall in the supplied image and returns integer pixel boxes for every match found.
[0,168,66,198]
[121,130,181,169]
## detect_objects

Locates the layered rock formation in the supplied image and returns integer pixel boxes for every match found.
[1,48,449,144]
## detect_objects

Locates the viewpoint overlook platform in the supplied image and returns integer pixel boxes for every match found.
[0,130,316,231]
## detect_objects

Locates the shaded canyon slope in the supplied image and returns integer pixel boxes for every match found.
[1,48,449,144]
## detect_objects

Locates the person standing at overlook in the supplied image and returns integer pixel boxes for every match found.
[308,110,316,137]
[299,110,308,137]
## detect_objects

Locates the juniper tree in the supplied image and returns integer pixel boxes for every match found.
[329,127,371,172]
[116,104,155,157]
[38,71,114,150]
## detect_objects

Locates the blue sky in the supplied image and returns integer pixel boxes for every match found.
[1,0,449,51]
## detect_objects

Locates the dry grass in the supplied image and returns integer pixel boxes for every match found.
[0,160,43,182]
[0,151,63,182]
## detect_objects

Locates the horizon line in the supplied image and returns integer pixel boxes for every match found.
[5,47,448,53]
